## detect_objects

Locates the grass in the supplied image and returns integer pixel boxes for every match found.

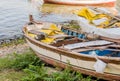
[0,48,98,81]
[22,64,96,81]
[0,49,43,81]
[0,48,42,70]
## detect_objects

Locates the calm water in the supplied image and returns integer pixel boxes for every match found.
[0,0,120,42]
[0,0,39,41]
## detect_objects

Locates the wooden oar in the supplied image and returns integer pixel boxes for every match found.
[72,43,120,52]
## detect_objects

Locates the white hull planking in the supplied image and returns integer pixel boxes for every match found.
[27,39,120,75]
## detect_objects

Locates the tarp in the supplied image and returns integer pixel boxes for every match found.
[74,7,110,28]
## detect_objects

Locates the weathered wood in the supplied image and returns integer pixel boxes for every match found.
[62,40,113,50]
[51,37,82,47]
[35,52,120,81]
[23,19,120,81]
[72,46,108,52]
[100,36,120,43]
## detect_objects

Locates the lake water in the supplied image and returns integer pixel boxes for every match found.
[0,0,38,41]
[0,0,120,42]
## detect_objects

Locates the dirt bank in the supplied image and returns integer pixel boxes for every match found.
[0,43,29,57]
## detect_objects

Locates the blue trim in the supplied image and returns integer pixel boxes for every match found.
[73,32,78,36]
[61,28,86,39]
[68,31,73,35]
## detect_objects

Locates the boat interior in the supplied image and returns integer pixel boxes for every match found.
[25,21,120,57]
[52,37,120,57]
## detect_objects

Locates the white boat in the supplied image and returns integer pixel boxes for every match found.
[44,0,116,7]
[23,15,120,81]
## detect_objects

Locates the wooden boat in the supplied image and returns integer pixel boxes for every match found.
[44,0,116,7]
[23,15,120,81]
[74,7,120,43]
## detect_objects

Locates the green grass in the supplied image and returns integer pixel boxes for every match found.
[0,48,42,71]
[0,49,43,81]
[0,48,98,81]
[22,64,95,81]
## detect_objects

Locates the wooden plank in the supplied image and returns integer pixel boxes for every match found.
[63,40,113,50]
[72,46,108,52]
[100,36,120,43]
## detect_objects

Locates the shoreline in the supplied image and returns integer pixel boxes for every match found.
[0,43,29,57]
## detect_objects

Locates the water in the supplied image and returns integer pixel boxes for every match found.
[0,0,76,41]
[0,0,120,41]
[0,0,42,41]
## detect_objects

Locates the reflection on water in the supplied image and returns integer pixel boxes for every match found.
[0,0,120,41]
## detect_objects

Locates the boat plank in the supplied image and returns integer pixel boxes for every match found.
[63,40,113,50]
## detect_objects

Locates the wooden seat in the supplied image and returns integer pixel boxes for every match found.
[62,40,113,50]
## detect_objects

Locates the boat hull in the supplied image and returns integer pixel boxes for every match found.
[44,0,116,7]
[24,34,120,81]
[35,52,120,81]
